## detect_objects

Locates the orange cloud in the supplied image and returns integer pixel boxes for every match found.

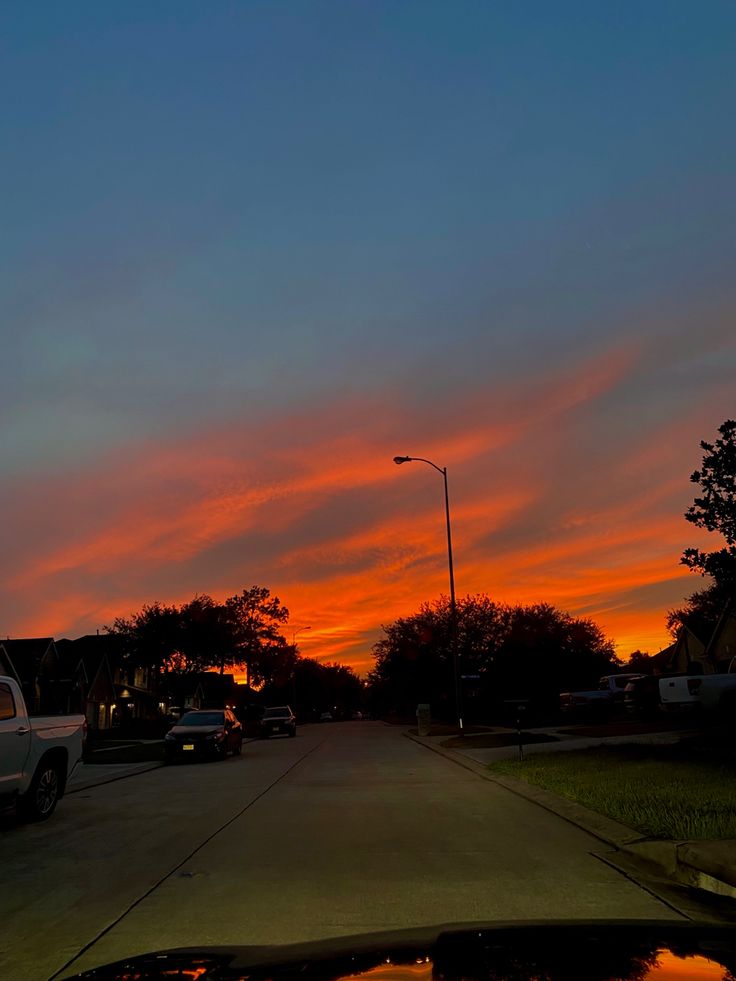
[3,338,722,670]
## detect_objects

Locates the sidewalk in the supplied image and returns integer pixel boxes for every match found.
[406,729,736,902]
[443,726,688,765]
[67,760,164,793]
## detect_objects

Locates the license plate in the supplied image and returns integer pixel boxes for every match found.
[183,744,194,751]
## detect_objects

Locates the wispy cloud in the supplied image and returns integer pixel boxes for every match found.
[0,337,726,667]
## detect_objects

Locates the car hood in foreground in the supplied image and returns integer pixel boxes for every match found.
[62,920,736,980]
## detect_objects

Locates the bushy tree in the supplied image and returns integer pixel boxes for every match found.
[106,586,293,685]
[666,582,733,641]
[107,601,182,675]
[622,650,653,673]
[264,656,363,719]
[369,594,619,721]
[224,586,291,686]
[178,595,234,675]
[682,419,736,590]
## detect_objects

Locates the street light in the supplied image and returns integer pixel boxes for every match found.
[291,626,311,711]
[393,455,463,732]
[292,625,311,647]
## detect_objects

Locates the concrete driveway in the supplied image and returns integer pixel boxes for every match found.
[0,722,684,981]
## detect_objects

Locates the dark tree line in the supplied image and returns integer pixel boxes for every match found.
[368,595,619,722]
[370,418,736,720]
[104,585,363,719]
[668,418,736,643]
[106,586,292,687]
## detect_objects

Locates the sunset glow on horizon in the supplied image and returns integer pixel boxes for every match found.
[3,3,734,676]
[1,336,731,676]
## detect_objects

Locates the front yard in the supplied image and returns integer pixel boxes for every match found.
[489,736,736,840]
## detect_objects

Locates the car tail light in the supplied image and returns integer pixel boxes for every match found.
[687,678,703,695]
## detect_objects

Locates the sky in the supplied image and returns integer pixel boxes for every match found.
[2,2,735,675]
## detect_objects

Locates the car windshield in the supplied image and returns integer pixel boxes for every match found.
[177,712,224,727]
[4,5,735,980]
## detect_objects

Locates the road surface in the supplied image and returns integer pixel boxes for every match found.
[1,721,685,980]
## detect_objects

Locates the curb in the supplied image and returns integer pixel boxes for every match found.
[67,761,165,794]
[404,729,736,901]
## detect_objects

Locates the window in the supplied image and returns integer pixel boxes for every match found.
[0,683,16,721]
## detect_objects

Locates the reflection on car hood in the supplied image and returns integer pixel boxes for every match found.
[62,920,736,980]
[168,725,222,737]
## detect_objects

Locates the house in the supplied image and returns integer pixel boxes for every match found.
[56,636,118,730]
[652,601,736,677]
[0,638,63,714]
[703,604,736,674]
[658,625,709,675]
[163,671,242,714]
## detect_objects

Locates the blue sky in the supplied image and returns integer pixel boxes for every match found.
[2,2,735,666]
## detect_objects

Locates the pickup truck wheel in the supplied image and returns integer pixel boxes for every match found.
[20,761,61,821]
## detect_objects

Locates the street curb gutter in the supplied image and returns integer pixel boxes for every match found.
[404,730,736,901]
[67,762,165,794]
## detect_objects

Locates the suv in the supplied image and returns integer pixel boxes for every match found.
[259,705,296,738]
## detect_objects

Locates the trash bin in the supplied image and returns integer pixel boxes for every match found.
[416,703,431,736]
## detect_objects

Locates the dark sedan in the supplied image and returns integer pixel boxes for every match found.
[164,709,243,761]
[259,705,296,738]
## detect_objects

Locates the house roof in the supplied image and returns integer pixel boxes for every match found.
[649,643,676,671]
[704,601,736,663]
[56,635,119,677]
[0,638,56,686]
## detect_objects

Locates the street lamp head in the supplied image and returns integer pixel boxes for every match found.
[393,456,412,465]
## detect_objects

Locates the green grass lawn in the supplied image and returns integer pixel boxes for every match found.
[489,740,736,840]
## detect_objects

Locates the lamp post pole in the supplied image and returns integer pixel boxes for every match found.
[393,455,463,733]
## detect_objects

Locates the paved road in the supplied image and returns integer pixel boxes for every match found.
[1,722,684,981]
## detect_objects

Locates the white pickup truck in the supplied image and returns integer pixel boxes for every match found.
[659,672,736,717]
[0,675,86,820]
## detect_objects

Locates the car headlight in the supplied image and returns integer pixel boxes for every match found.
[165,732,177,741]
[206,730,225,740]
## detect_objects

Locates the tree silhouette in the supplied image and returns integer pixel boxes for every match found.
[369,595,619,721]
[666,581,733,641]
[107,601,182,675]
[224,586,290,686]
[682,419,736,591]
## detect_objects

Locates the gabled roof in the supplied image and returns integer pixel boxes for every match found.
[651,624,708,674]
[0,638,56,686]
[704,601,736,666]
[649,643,676,671]
[56,635,120,679]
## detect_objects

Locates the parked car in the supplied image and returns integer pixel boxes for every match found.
[351,711,363,720]
[623,675,661,719]
[659,672,736,722]
[559,674,644,719]
[164,709,242,761]
[319,711,334,723]
[0,675,86,821]
[259,705,296,738]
